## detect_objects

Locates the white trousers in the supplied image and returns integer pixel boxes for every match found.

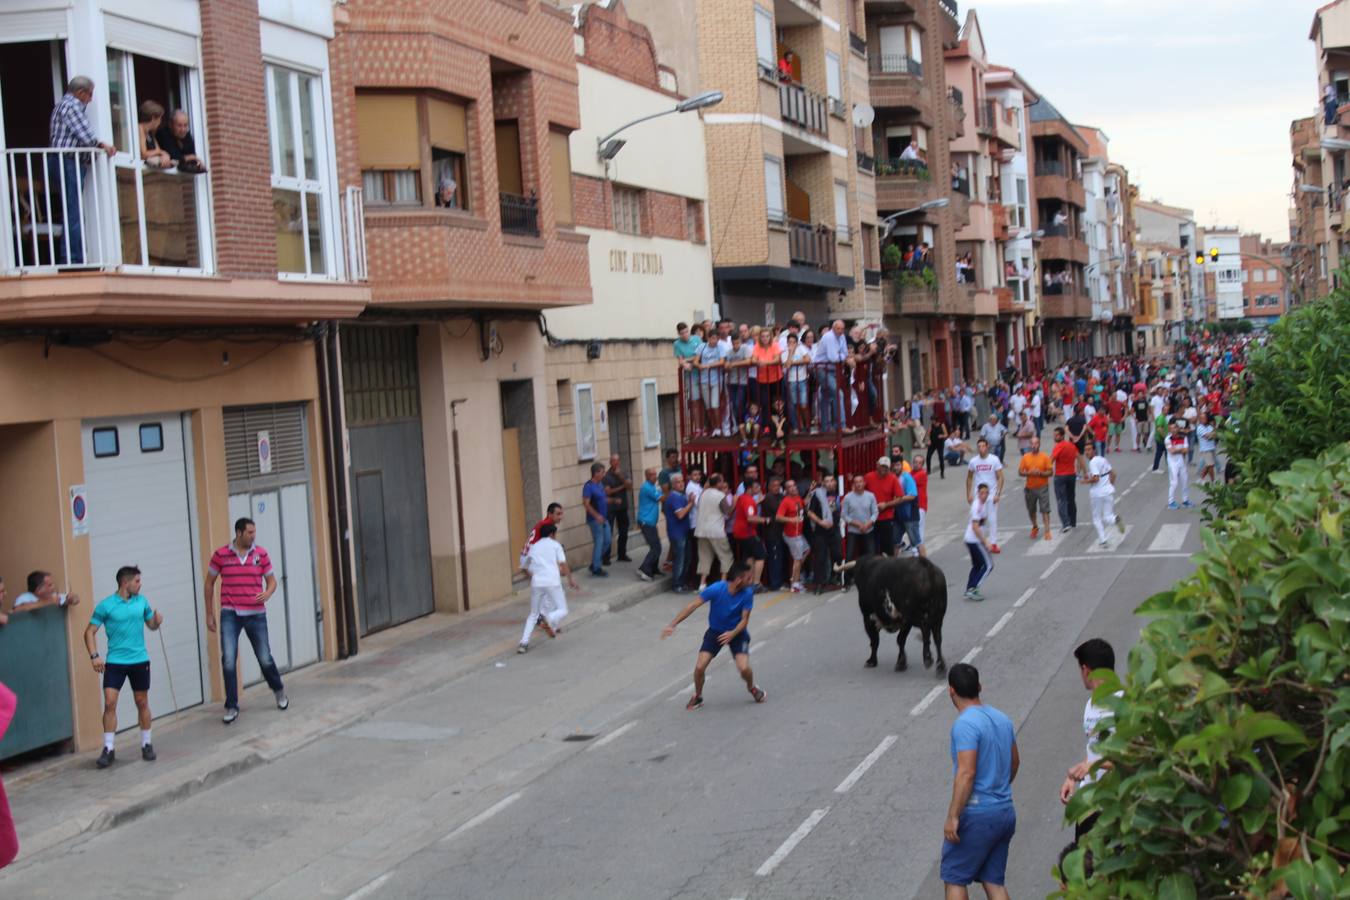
[1090,493,1117,542]
[983,495,999,544]
[521,585,568,644]
[1167,460,1190,505]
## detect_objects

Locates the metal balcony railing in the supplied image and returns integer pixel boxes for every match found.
[871,54,923,77]
[1035,159,1066,177]
[856,152,876,174]
[343,185,368,282]
[779,82,829,135]
[849,31,867,56]
[4,148,111,271]
[787,218,838,272]
[499,191,540,236]
[939,0,959,19]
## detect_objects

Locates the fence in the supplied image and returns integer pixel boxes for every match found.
[4,147,111,271]
[0,605,74,759]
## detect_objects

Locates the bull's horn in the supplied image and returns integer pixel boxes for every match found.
[833,560,858,573]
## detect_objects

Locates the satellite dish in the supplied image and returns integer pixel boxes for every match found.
[852,102,875,128]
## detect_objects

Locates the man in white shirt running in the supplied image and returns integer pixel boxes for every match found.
[1082,443,1124,546]
[966,438,1005,553]
[518,523,579,653]
[1059,638,1123,843]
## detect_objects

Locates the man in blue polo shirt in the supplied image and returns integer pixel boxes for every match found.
[941,663,1019,899]
[660,561,766,710]
[83,565,164,769]
[581,462,611,577]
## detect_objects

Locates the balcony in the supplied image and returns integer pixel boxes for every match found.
[779,82,830,137]
[787,218,838,272]
[990,203,1010,241]
[875,161,938,211]
[1033,161,1085,208]
[976,100,1019,149]
[868,55,930,117]
[849,31,867,57]
[995,286,1015,314]
[947,88,966,139]
[1040,288,1091,319]
[857,152,876,174]
[499,191,540,237]
[1040,233,1089,265]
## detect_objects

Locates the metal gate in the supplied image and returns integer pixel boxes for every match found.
[223,403,322,678]
[341,325,434,634]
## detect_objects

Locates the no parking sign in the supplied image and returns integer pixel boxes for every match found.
[70,484,89,537]
[257,430,273,475]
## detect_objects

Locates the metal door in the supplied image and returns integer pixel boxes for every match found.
[342,325,433,635]
[607,400,634,508]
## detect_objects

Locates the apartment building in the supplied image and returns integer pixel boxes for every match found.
[329,0,591,628]
[1104,161,1136,353]
[0,0,368,755]
[986,64,1041,374]
[1309,0,1350,292]
[1027,95,1090,366]
[542,0,712,561]
[1134,199,1196,351]
[692,0,876,333]
[1201,227,1244,320]
[1077,125,1133,357]
[1238,233,1289,327]
[1289,115,1328,303]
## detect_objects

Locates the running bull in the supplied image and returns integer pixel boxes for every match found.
[838,555,947,675]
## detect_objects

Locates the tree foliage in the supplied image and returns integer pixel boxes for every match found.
[1058,443,1350,898]
[1209,286,1350,519]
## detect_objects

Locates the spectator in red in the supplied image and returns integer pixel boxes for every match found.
[863,456,903,556]
[1105,392,1126,452]
[1088,407,1110,457]
[911,453,930,554]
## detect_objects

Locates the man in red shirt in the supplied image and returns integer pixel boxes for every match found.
[776,480,808,591]
[731,480,767,591]
[1104,394,1126,453]
[1088,408,1110,457]
[530,502,564,545]
[1051,427,1080,532]
[910,453,930,551]
[863,457,902,556]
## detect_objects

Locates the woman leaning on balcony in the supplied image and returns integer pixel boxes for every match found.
[138,100,173,169]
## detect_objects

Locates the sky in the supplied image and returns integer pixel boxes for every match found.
[968,0,1326,240]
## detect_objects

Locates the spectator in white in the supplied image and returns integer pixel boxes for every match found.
[693,474,735,588]
[966,438,1005,554]
[1195,411,1219,484]
[782,332,812,430]
[899,139,925,169]
[980,414,1008,462]
[7,571,81,615]
[840,475,878,586]
[1082,442,1124,547]
[944,432,970,467]
[1052,207,1069,229]
[48,75,116,265]
[813,319,850,431]
[1164,419,1193,509]
[517,523,578,653]
[1058,638,1123,848]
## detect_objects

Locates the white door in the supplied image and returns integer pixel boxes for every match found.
[879,27,907,70]
[83,415,204,724]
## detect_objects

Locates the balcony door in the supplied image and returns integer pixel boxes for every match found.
[0,39,70,271]
[105,47,212,273]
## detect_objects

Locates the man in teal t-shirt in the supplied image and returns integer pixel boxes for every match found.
[83,565,163,769]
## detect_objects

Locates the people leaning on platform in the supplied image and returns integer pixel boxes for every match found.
[0,571,81,625]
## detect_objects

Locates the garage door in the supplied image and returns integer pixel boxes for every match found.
[82,414,204,723]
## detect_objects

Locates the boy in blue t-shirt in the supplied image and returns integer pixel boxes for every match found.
[660,561,766,710]
[83,565,164,769]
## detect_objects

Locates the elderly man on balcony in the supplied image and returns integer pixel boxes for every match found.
[48,75,116,265]
[812,319,850,432]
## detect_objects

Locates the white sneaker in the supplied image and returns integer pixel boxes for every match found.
[1098,539,1109,547]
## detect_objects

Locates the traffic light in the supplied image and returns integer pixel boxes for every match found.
[1195,251,1205,266]
[1209,247,1220,264]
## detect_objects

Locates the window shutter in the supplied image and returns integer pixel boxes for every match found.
[550,130,574,225]
[224,404,308,485]
[356,95,420,169]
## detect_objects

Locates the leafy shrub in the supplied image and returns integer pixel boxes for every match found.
[1209,286,1350,518]
[1059,442,1350,898]
[881,244,903,269]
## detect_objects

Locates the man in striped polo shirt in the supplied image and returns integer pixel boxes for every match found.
[204,517,288,724]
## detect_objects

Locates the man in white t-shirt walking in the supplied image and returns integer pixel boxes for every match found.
[1164,419,1192,509]
[1082,443,1124,546]
[966,438,1005,553]
[1059,638,1122,843]
[518,523,579,653]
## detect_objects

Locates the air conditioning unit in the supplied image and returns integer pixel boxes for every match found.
[830,98,847,119]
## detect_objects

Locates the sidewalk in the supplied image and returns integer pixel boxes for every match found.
[1,558,670,868]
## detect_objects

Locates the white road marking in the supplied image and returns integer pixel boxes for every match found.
[910,685,946,717]
[637,672,700,708]
[1040,558,1063,580]
[1058,553,1192,562]
[342,873,392,900]
[755,807,830,877]
[753,639,770,653]
[1026,535,1058,556]
[439,792,522,844]
[1088,525,1132,552]
[834,735,898,793]
[926,533,959,554]
[785,612,812,629]
[1148,523,1190,552]
[961,645,983,663]
[591,721,637,749]
[1013,587,1035,608]
[985,611,1016,638]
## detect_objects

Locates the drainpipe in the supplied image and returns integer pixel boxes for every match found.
[450,398,471,611]
[316,322,359,658]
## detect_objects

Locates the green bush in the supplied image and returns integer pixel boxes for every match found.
[1059,442,1350,898]
[1209,286,1350,519]
[881,244,902,269]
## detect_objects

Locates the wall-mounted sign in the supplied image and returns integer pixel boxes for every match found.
[608,249,664,275]
[70,485,89,537]
[257,430,272,475]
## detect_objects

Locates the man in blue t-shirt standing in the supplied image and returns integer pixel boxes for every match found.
[942,662,1019,898]
[660,561,766,710]
[581,462,611,577]
[82,565,164,769]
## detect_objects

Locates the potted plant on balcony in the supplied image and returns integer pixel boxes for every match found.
[881,244,903,271]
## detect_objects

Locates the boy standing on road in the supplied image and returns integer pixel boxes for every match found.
[1059,639,1122,842]
[966,439,1005,553]
[942,663,1019,900]
[660,562,766,710]
[84,566,163,768]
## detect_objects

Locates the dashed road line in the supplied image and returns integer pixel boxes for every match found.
[1088,525,1132,552]
[785,612,812,630]
[910,684,946,717]
[1013,587,1035,608]
[342,873,392,900]
[834,735,898,794]
[961,645,983,664]
[591,721,637,749]
[439,792,522,844]
[985,611,1016,638]
[1040,558,1063,580]
[1147,523,1190,552]
[755,807,830,877]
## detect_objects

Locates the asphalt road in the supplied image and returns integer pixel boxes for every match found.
[0,443,1207,900]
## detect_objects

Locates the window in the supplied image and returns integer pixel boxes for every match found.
[1241,269,1249,282]
[575,384,596,459]
[92,427,120,458]
[550,129,573,225]
[755,6,776,70]
[139,423,164,453]
[612,186,642,234]
[556,379,572,414]
[685,199,705,242]
[640,379,661,448]
[825,52,842,101]
[268,66,329,276]
[357,93,471,210]
[833,181,849,240]
[764,157,785,223]
[1015,178,1028,227]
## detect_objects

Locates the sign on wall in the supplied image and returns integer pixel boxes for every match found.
[257,430,273,475]
[70,484,89,537]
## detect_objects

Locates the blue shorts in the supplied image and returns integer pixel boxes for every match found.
[940,804,1016,886]
[699,627,750,657]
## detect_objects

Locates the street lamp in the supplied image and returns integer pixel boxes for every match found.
[1014,229,1045,240]
[596,90,724,161]
[881,197,949,236]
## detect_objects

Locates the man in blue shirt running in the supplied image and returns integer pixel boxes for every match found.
[83,566,164,769]
[942,662,1019,899]
[660,561,766,710]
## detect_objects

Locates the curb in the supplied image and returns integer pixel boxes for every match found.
[5,575,674,868]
